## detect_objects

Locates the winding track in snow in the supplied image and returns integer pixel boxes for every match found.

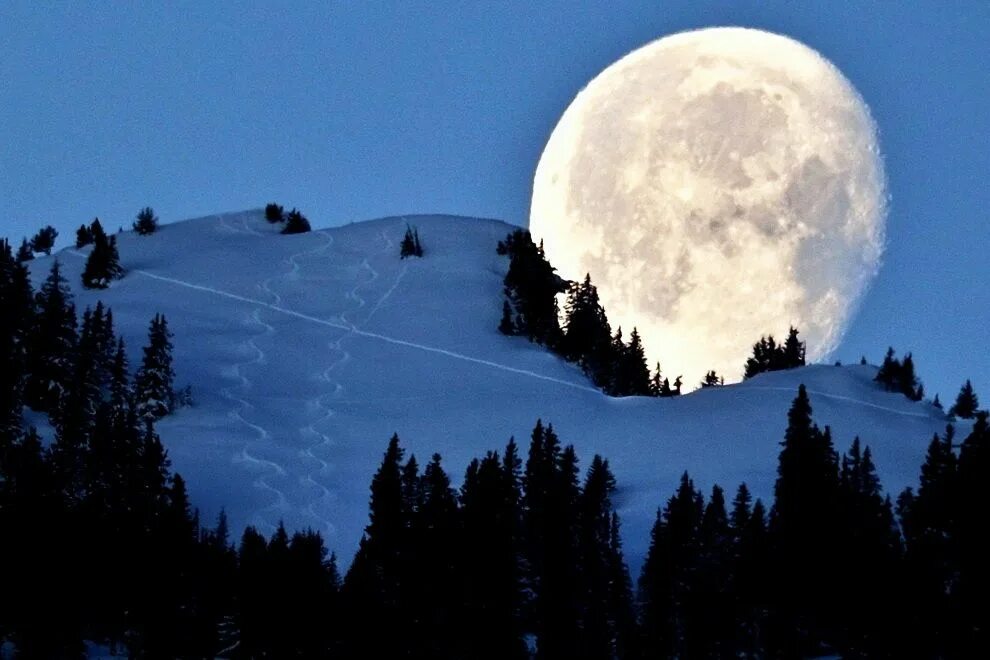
[219,307,290,523]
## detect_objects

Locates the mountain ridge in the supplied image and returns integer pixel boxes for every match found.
[27,210,954,571]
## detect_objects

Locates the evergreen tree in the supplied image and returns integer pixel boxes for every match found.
[898,426,960,657]
[700,370,723,388]
[745,329,805,378]
[134,313,175,421]
[649,362,663,397]
[730,487,769,656]
[342,433,408,657]
[949,379,979,419]
[0,239,35,433]
[264,203,284,223]
[837,438,904,655]
[82,228,123,289]
[578,455,635,659]
[783,326,806,368]
[75,223,94,248]
[933,393,943,410]
[133,206,159,235]
[638,472,704,658]
[956,412,990,651]
[414,453,459,657]
[693,484,734,656]
[459,441,527,659]
[615,327,651,396]
[768,385,841,655]
[400,224,424,258]
[281,208,311,234]
[561,274,612,370]
[499,230,566,348]
[29,225,58,255]
[16,237,34,262]
[24,260,77,412]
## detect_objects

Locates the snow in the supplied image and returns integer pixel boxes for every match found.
[28,210,961,576]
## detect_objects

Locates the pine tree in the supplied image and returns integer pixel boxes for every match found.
[29,225,58,255]
[837,438,904,654]
[561,274,611,372]
[0,240,35,433]
[618,328,651,396]
[694,484,734,656]
[134,313,175,421]
[414,454,459,657]
[898,353,920,399]
[638,472,704,658]
[264,203,284,223]
[342,433,408,657]
[949,379,979,419]
[499,230,566,348]
[730,486,769,656]
[933,393,943,410]
[578,455,634,659]
[75,224,94,248]
[649,362,663,397]
[783,326,806,368]
[24,260,77,412]
[897,426,959,657]
[16,237,34,262]
[460,441,527,659]
[281,208,311,234]
[133,207,159,235]
[82,228,123,289]
[700,370,723,388]
[768,385,842,655]
[956,412,990,651]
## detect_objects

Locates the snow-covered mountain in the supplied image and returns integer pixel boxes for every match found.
[28,211,957,573]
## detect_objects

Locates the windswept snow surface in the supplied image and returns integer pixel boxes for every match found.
[32,211,957,574]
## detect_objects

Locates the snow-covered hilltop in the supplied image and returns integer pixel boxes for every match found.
[30,210,952,570]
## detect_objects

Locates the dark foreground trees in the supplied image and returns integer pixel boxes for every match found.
[3,284,988,660]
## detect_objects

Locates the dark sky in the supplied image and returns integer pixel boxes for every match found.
[2,1,988,403]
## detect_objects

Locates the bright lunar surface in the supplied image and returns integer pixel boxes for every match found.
[530,27,886,386]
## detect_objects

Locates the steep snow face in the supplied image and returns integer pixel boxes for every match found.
[30,211,954,572]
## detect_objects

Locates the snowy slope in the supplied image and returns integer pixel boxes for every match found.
[28,211,959,574]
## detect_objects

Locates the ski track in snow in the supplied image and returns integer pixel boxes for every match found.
[220,307,289,526]
[744,386,934,419]
[67,248,599,393]
[66,244,936,417]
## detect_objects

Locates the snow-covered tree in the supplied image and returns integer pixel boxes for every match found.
[134,313,175,420]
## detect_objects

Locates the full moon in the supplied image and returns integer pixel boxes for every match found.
[530,27,885,386]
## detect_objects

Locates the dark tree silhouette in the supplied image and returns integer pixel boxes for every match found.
[400,225,424,258]
[281,208,311,235]
[133,207,159,235]
[949,379,979,419]
[29,225,58,255]
[82,229,123,289]
[264,203,284,223]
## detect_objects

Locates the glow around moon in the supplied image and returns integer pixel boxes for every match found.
[530,27,886,386]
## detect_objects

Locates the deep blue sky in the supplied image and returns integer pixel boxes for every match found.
[2,1,988,404]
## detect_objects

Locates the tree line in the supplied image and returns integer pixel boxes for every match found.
[497,229,808,395]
